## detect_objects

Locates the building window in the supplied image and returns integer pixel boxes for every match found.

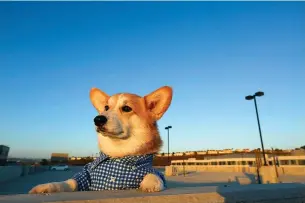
[290,160,297,165]
[280,160,289,165]
[241,161,247,165]
[204,163,208,165]
[248,161,253,166]
[298,160,305,165]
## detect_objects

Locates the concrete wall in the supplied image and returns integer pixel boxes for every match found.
[0,183,304,203]
[169,165,305,176]
[0,166,22,183]
[0,165,49,184]
[171,165,257,174]
[277,166,305,176]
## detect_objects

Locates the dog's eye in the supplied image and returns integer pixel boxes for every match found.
[122,106,132,112]
[105,105,109,111]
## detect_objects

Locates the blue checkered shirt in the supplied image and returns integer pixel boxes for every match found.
[72,152,166,191]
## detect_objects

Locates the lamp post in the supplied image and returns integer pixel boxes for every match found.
[165,126,172,166]
[245,91,268,166]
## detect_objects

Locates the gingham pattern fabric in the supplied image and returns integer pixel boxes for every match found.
[72,152,166,191]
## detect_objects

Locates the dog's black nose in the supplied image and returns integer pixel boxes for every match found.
[94,115,108,126]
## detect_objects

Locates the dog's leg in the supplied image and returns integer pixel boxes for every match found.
[29,179,77,194]
[139,173,165,192]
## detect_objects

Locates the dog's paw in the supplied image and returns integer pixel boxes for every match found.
[139,173,165,193]
[29,182,63,194]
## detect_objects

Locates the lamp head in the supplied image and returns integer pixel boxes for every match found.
[255,91,264,97]
[245,95,254,100]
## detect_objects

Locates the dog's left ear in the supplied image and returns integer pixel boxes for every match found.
[144,86,173,120]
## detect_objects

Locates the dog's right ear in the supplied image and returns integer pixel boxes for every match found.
[90,88,110,113]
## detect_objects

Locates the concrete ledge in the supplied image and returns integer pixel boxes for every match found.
[1,183,304,203]
[0,166,49,184]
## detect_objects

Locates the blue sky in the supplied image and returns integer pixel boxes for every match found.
[1,2,304,159]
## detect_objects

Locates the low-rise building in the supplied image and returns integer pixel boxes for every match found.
[243,149,251,153]
[0,145,10,166]
[174,152,184,156]
[207,150,218,154]
[196,151,207,155]
[185,151,195,156]
[51,153,69,164]
[69,157,82,160]
[234,149,243,153]
[218,149,233,154]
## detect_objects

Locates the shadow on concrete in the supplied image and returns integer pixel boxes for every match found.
[243,173,257,184]
[165,171,261,189]
[167,180,240,188]
[216,183,305,203]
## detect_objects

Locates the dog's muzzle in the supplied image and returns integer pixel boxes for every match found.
[94,115,108,127]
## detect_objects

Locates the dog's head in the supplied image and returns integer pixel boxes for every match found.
[89,86,173,158]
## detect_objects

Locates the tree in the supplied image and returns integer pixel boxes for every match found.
[300,146,305,150]
[182,152,186,159]
[40,159,48,166]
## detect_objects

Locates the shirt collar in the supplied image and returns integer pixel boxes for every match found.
[90,151,155,170]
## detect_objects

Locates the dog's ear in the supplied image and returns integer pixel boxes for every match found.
[90,88,110,113]
[144,86,173,120]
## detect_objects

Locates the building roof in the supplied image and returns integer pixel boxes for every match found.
[51,153,69,158]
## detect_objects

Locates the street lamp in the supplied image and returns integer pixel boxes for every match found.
[245,91,268,166]
[165,126,172,166]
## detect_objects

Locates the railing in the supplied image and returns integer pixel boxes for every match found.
[171,155,305,167]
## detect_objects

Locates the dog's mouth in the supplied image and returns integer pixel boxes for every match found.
[96,126,107,133]
[96,127,128,140]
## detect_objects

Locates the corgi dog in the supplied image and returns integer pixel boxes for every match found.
[29,86,173,194]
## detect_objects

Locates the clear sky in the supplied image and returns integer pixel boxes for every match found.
[1,2,304,159]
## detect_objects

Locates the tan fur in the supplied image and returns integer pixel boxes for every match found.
[91,86,172,158]
[140,173,165,192]
[29,179,77,194]
[29,86,173,194]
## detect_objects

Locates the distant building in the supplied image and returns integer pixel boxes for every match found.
[291,149,305,156]
[0,145,10,166]
[207,150,218,154]
[174,152,184,156]
[196,151,207,155]
[219,149,233,154]
[243,148,251,153]
[234,149,243,153]
[50,153,69,164]
[69,157,83,160]
[185,151,195,156]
